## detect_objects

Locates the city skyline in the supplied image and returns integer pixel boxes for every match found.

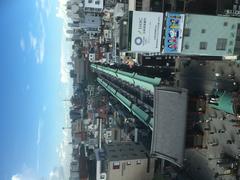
[0,0,72,179]
[1,0,240,180]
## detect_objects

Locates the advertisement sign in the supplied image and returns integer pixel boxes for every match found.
[163,13,185,54]
[129,11,164,53]
[224,9,240,16]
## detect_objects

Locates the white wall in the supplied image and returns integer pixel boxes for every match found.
[107,158,155,180]
[84,0,103,9]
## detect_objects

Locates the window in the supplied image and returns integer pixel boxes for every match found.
[113,162,120,169]
[216,38,227,50]
[88,0,92,3]
[224,22,228,26]
[201,29,206,34]
[184,28,191,37]
[136,160,141,165]
[200,42,207,50]
[184,44,189,49]
[95,0,100,5]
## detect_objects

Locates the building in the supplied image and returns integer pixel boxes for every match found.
[113,3,126,20]
[181,14,240,58]
[151,87,188,167]
[128,0,151,11]
[162,12,185,54]
[84,0,104,13]
[119,11,164,53]
[68,15,101,30]
[104,142,155,180]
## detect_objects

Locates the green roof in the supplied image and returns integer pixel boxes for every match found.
[97,77,151,129]
[131,104,149,125]
[92,64,161,93]
[209,91,234,114]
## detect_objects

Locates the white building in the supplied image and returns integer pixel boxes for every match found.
[104,142,155,180]
[181,14,240,58]
[84,0,103,13]
[89,53,96,62]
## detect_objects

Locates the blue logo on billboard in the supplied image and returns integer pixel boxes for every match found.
[164,13,184,53]
[135,37,143,46]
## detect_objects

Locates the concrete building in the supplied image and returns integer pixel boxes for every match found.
[113,3,126,20]
[104,142,155,180]
[68,15,101,30]
[181,14,240,59]
[84,0,104,13]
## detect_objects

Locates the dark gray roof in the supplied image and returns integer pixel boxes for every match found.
[151,87,188,167]
[105,142,148,161]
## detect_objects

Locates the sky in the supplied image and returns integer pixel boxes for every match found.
[0,0,72,179]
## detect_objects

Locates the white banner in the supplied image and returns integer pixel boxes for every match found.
[130,11,164,53]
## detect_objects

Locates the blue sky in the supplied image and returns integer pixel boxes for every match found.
[0,0,72,179]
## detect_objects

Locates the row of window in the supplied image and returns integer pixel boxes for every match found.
[184,22,230,37]
[112,160,141,169]
[88,0,100,5]
[184,38,228,50]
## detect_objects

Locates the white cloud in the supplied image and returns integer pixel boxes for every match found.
[25,84,31,91]
[60,53,69,84]
[45,0,52,17]
[55,111,72,179]
[56,0,73,84]
[59,35,72,84]
[56,0,69,25]
[12,175,21,180]
[11,167,38,180]
[29,32,38,50]
[20,38,25,51]
[37,0,52,17]
[35,13,45,64]
[37,119,43,146]
[35,0,39,9]
[42,105,47,112]
[49,167,65,180]
[12,175,22,180]
[36,119,43,173]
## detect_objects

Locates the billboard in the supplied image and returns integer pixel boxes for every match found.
[128,11,164,53]
[163,13,185,54]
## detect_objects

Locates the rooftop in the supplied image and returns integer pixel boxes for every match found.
[151,87,188,167]
[104,142,149,161]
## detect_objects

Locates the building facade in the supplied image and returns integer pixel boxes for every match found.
[181,14,240,58]
[104,142,155,180]
[84,0,104,13]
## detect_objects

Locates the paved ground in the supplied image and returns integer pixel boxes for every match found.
[175,59,240,180]
[175,60,240,94]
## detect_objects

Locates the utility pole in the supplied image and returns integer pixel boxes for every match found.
[99,118,102,149]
